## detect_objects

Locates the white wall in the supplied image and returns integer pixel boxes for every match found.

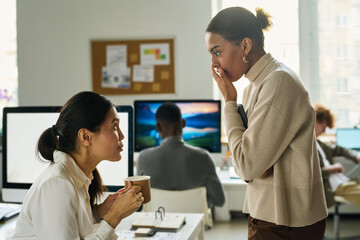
[16,0,213,106]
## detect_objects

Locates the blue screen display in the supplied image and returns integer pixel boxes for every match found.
[336,128,360,150]
[134,100,221,153]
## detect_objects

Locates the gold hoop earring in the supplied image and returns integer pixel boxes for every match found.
[243,56,249,64]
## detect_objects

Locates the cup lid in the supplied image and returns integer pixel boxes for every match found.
[124,175,151,181]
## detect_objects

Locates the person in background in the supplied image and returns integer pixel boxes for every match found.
[136,102,225,208]
[206,6,328,240]
[11,91,143,240]
[314,103,360,208]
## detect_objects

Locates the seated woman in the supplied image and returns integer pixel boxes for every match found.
[314,103,360,209]
[10,91,144,239]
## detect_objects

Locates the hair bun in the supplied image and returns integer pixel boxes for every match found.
[255,7,273,31]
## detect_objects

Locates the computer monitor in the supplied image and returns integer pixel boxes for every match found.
[2,105,133,203]
[134,99,221,153]
[336,128,360,151]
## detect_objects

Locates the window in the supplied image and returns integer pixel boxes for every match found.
[336,77,348,92]
[0,1,18,135]
[316,0,360,127]
[336,45,348,60]
[216,0,360,128]
[336,14,348,28]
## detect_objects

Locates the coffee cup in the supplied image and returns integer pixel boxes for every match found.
[124,176,151,204]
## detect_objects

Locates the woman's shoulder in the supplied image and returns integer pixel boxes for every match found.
[34,163,75,192]
[23,163,77,208]
[262,63,306,96]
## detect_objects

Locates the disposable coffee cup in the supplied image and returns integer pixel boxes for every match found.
[124,176,151,204]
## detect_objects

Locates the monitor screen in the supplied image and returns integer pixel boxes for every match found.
[336,128,360,150]
[134,100,221,153]
[2,106,133,203]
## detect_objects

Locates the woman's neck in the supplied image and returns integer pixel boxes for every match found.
[70,151,97,178]
[248,48,266,70]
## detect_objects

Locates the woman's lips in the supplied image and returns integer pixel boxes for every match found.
[118,144,124,151]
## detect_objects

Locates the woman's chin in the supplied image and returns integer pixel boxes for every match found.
[109,155,122,162]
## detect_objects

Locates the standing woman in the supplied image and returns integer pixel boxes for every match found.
[11,91,143,239]
[206,7,328,239]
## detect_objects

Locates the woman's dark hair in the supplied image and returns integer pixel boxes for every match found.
[37,91,114,206]
[206,7,272,48]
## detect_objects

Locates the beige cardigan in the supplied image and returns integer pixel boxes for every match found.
[225,53,328,227]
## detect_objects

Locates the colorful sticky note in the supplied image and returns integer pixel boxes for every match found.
[161,71,170,80]
[152,83,161,92]
[134,83,143,91]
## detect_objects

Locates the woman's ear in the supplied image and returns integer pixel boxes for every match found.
[78,128,91,147]
[242,38,253,56]
[156,122,162,133]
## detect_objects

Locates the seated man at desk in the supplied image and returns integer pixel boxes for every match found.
[314,103,360,208]
[136,102,225,208]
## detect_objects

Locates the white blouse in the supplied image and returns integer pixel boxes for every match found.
[10,150,118,240]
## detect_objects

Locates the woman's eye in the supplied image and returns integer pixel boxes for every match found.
[113,123,118,129]
[214,51,220,56]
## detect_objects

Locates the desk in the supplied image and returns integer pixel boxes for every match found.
[216,168,247,221]
[116,212,204,240]
[0,212,204,240]
[0,216,17,239]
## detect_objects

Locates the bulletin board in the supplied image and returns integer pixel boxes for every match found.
[91,39,175,95]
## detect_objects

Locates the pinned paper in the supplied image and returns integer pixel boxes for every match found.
[133,83,143,91]
[152,83,161,92]
[102,65,131,89]
[161,71,170,80]
[106,45,127,67]
[133,65,154,82]
[130,54,138,63]
[141,43,170,65]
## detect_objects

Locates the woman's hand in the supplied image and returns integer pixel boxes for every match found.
[103,185,144,228]
[211,64,237,102]
[327,163,345,174]
[96,188,126,219]
[261,166,273,178]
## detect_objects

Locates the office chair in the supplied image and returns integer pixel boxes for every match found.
[324,164,360,240]
[142,187,213,228]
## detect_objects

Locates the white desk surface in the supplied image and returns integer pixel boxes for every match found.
[217,167,247,186]
[215,168,247,221]
[0,212,204,240]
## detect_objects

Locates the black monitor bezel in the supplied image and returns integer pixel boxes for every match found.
[2,105,133,192]
[134,99,221,153]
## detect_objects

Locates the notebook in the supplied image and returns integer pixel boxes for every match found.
[0,203,22,221]
[132,212,186,231]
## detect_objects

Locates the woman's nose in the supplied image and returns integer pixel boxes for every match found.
[211,55,219,68]
[118,129,125,140]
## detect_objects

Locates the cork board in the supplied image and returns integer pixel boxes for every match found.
[91,39,175,95]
